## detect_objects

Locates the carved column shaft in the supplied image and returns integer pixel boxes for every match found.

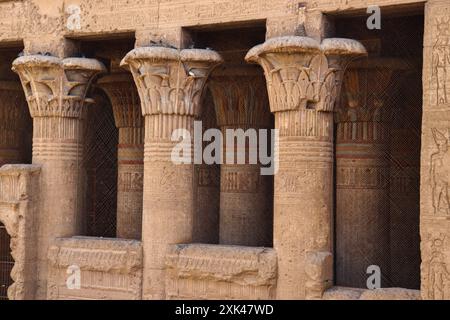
[122,47,222,299]
[209,71,273,247]
[98,74,144,240]
[0,82,30,166]
[12,56,105,298]
[335,58,409,288]
[246,36,366,299]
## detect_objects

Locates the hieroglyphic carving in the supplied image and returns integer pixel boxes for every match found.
[0,81,30,166]
[0,164,40,300]
[208,69,272,246]
[123,46,222,299]
[431,18,450,106]
[98,73,144,239]
[246,36,366,299]
[221,169,260,193]
[12,55,105,299]
[430,128,450,216]
[47,237,143,300]
[165,244,277,300]
[334,56,413,288]
[421,231,450,300]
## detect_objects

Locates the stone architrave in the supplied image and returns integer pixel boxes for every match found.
[121,47,222,299]
[0,81,31,166]
[246,36,366,299]
[98,73,144,240]
[335,58,411,288]
[12,55,105,299]
[208,66,273,247]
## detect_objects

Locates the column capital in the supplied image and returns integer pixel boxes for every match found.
[336,57,413,124]
[208,66,271,128]
[245,36,366,113]
[12,55,106,119]
[120,47,223,118]
[98,73,143,129]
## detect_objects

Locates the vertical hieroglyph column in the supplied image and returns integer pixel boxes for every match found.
[12,56,105,298]
[98,73,144,240]
[121,47,222,299]
[421,0,450,300]
[0,81,30,166]
[209,67,273,247]
[246,37,366,299]
[335,58,409,288]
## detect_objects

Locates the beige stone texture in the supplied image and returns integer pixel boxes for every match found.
[209,66,273,247]
[47,237,142,300]
[323,287,421,300]
[420,0,450,301]
[0,0,447,301]
[0,164,40,300]
[246,36,366,299]
[98,73,144,240]
[165,244,277,299]
[121,47,223,299]
[12,55,105,298]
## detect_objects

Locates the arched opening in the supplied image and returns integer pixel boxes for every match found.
[0,222,13,300]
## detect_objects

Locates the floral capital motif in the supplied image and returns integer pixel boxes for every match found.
[245,36,366,114]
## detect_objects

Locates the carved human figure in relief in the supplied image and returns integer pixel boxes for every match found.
[431,128,450,215]
[432,18,450,106]
[428,237,450,299]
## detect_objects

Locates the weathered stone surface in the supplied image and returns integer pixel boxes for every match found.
[323,287,421,300]
[335,57,411,288]
[359,288,421,300]
[0,0,446,302]
[246,35,366,299]
[47,237,142,300]
[165,244,277,299]
[0,164,41,300]
[209,66,273,247]
[12,55,105,299]
[98,73,144,240]
[123,46,222,299]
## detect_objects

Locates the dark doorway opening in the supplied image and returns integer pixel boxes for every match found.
[183,23,275,247]
[0,43,32,166]
[72,35,136,237]
[333,10,424,289]
[0,222,13,300]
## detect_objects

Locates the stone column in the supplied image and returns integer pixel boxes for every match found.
[98,73,144,240]
[121,47,222,299]
[335,58,409,288]
[246,36,366,299]
[0,81,31,166]
[209,67,273,247]
[12,55,105,298]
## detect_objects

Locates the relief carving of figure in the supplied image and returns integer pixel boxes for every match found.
[432,18,450,106]
[428,236,450,299]
[431,128,450,215]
